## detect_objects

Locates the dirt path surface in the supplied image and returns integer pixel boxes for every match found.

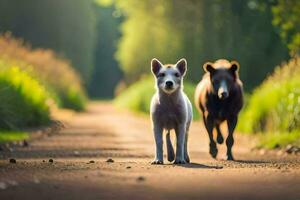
[0,102,299,200]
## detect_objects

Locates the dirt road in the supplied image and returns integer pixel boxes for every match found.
[0,102,299,200]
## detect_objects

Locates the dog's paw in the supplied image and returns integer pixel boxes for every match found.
[151,159,163,165]
[174,159,187,165]
[209,146,218,159]
[184,155,190,163]
[225,154,234,161]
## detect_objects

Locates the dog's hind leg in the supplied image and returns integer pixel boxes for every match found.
[216,124,224,144]
[184,125,190,163]
[166,130,175,162]
[204,114,218,158]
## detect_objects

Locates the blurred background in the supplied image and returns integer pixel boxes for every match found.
[0,0,299,149]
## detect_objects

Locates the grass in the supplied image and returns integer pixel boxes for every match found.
[0,33,86,111]
[257,131,300,149]
[0,34,87,143]
[114,75,200,120]
[0,130,29,143]
[238,56,300,148]
[0,67,52,129]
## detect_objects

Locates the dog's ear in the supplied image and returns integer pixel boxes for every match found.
[230,61,240,72]
[203,62,215,74]
[176,58,187,76]
[151,58,163,76]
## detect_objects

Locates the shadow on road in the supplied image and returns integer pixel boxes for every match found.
[177,162,223,169]
[233,159,269,164]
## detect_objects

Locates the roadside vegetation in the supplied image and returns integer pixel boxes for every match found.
[238,56,300,148]
[0,34,86,142]
[0,34,86,111]
[0,131,28,143]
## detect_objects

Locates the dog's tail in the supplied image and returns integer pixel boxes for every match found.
[166,131,175,162]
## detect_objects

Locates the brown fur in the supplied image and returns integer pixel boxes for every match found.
[194,59,243,160]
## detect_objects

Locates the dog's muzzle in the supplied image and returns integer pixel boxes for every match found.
[165,81,174,90]
[218,81,229,99]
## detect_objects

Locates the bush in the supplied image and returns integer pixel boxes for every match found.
[0,33,86,111]
[0,130,29,143]
[60,87,86,111]
[238,57,300,147]
[114,76,199,120]
[0,67,52,129]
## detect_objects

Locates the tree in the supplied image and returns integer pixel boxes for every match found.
[0,0,96,82]
[88,3,123,98]
[115,0,289,90]
[272,0,300,55]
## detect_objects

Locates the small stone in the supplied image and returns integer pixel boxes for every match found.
[285,144,295,154]
[49,159,54,163]
[73,151,80,156]
[42,160,46,163]
[0,182,7,190]
[126,166,131,169]
[22,140,29,147]
[88,160,95,164]
[9,158,16,164]
[136,176,145,182]
[106,158,114,163]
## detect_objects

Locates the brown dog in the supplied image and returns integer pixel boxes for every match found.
[194,59,243,160]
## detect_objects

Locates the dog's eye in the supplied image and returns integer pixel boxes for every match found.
[158,73,165,77]
[174,72,180,77]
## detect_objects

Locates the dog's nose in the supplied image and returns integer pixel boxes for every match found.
[220,92,228,99]
[166,81,173,88]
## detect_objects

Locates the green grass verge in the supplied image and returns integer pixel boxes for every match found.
[0,67,51,129]
[257,131,300,149]
[0,131,29,143]
[59,87,87,111]
[114,76,199,120]
[238,57,300,149]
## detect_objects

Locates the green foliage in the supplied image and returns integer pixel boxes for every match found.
[272,0,300,55]
[88,4,123,98]
[60,87,86,111]
[114,76,199,120]
[0,0,96,81]
[238,56,300,147]
[0,34,86,111]
[115,0,288,91]
[0,130,29,143]
[257,131,300,149]
[0,67,51,129]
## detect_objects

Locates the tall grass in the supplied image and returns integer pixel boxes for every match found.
[114,76,199,119]
[0,33,86,111]
[0,67,52,129]
[238,57,300,148]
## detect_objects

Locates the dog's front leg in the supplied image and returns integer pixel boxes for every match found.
[174,124,186,164]
[151,125,164,164]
